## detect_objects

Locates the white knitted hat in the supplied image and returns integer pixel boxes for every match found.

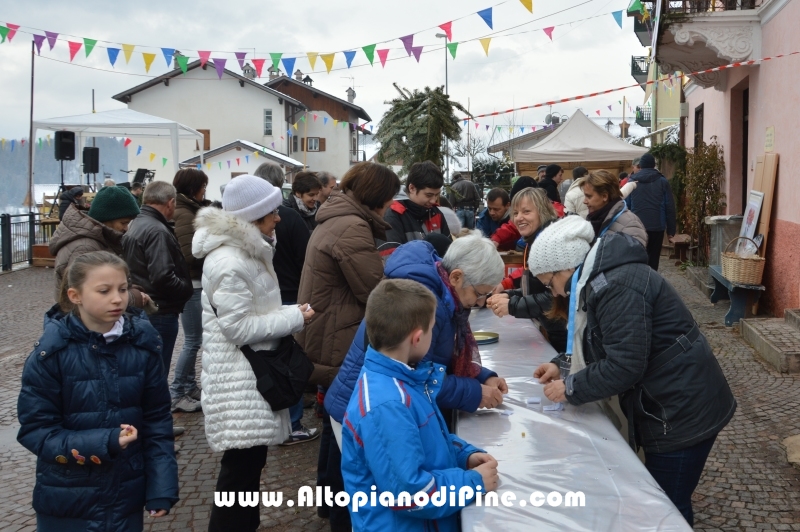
[222,174,282,222]
[528,215,595,276]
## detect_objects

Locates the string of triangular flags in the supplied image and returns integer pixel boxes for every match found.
[0,6,627,76]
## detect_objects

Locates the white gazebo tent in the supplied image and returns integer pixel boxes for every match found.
[513,110,647,174]
[32,108,205,177]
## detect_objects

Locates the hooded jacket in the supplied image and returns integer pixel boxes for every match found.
[563,232,736,453]
[384,189,451,245]
[625,168,677,235]
[282,195,318,233]
[192,207,304,452]
[57,188,85,221]
[563,177,588,218]
[325,241,498,423]
[49,207,125,302]
[17,306,178,531]
[448,177,480,209]
[342,348,483,532]
[173,193,209,283]
[295,190,391,388]
[122,206,193,315]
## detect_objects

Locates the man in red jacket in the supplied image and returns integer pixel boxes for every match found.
[384,161,450,245]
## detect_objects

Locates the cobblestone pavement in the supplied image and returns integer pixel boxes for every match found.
[1,263,800,531]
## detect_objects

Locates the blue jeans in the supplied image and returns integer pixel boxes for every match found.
[455,207,475,230]
[147,313,180,380]
[170,288,203,399]
[645,434,717,526]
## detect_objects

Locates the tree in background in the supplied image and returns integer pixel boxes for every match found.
[376,83,469,176]
[471,155,515,189]
[683,137,726,265]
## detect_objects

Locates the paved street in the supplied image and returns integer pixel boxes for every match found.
[0,262,799,531]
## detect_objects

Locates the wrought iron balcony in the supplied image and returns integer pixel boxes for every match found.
[665,0,761,14]
[350,150,366,164]
[631,56,650,86]
[635,106,652,128]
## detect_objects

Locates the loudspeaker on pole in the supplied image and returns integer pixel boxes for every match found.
[83,147,99,174]
[54,131,75,161]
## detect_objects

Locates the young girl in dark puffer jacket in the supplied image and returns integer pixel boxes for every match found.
[17,251,178,532]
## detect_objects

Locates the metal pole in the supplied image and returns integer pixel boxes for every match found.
[27,39,35,214]
[28,212,35,265]
[444,37,449,180]
[1,214,11,272]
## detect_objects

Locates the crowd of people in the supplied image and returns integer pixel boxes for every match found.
[16,153,734,531]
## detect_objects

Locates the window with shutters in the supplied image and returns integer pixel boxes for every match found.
[307,137,320,152]
[263,110,273,136]
[292,135,298,153]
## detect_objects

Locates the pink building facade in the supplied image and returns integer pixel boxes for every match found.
[679,0,800,316]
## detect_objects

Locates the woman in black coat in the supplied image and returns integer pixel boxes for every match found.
[528,216,736,527]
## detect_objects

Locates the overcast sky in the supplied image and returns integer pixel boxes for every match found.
[0,0,650,145]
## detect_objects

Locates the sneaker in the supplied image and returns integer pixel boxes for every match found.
[187,387,202,401]
[171,395,202,413]
[280,425,320,446]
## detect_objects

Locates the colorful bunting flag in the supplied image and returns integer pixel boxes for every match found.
[439,22,453,41]
[400,35,414,56]
[519,0,533,13]
[123,138,132,147]
[307,52,319,70]
[68,41,82,61]
[176,55,189,74]
[254,151,259,158]
[313,114,318,121]
[271,142,275,148]
[377,48,389,68]
[477,8,493,29]
[235,52,247,69]
[149,153,156,162]
[0,26,9,43]
[628,0,644,14]
[207,163,211,170]
[245,155,249,163]
[362,44,376,66]
[218,162,222,170]
[46,134,50,145]
[162,157,168,167]
[198,51,211,67]
[411,46,423,62]
[252,58,266,77]
[344,50,356,68]
[269,53,282,71]
[84,38,96,57]
[122,44,135,64]
[612,10,623,29]
[38,138,42,149]
[142,52,156,73]
[161,48,175,67]
[6,23,19,42]
[485,125,489,131]
[543,27,554,40]
[236,158,240,166]
[369,125,374,132]
[45,31,59,50]
[293,123,298,130]
[300,115,306,122]
[333,119,339,127]
[136,146,142,156]
[447,42,458,60]
[282,57,296,76]
[33,34,45,55]
[595,110,601,116]
[475,122,479,129]
[607,105,612,111]
[213,58,226,79]
[479,38,491,56]
[11,140,15,151]
[227,161,231,168]
[196,163,202,170]
[107,47,120,66]
[321,53,335,73]
[323,117,329,125]
[520,127,524,133]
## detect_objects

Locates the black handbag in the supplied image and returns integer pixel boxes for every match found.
[212,306,314,411]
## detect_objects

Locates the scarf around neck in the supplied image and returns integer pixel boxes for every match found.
[436,262,482,378]
[585,201,615,237]
[293,195,318,217]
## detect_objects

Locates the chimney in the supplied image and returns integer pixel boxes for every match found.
[346,87,356,103]
[620,120,630,139]
[267,65,280,80]
[294,69,304,81]
[172,50,184,69]
[302,75,314,87]
[242,62,256,80]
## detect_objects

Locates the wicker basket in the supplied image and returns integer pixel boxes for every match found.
[721,237,765,285]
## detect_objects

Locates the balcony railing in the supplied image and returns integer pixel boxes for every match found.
[665,0,761,14]
[635,106,652,128]
[631,56,650,85]
[350,150,366,164]
[0,213,56,271]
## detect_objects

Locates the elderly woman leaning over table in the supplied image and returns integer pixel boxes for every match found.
[528,215,736,528]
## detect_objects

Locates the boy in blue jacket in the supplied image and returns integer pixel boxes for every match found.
[342,279,499,532]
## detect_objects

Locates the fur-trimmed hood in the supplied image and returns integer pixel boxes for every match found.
[192,207,274,264]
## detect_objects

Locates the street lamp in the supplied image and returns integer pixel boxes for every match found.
[436,32,450,179]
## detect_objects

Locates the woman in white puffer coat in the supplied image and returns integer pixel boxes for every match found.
[192,174,314,532]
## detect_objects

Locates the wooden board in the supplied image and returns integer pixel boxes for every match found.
[752,153,779,257]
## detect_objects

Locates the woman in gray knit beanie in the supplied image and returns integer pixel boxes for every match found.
[528,216,736,527]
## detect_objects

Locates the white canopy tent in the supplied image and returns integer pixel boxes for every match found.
[32,108,205,176]
[514,110,647,163]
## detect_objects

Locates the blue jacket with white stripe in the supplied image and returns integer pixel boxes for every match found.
[326,240,498,423]
[342,347,484,532]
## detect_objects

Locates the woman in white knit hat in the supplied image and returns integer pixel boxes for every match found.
[192,174,315,532]
[528,215,736,527]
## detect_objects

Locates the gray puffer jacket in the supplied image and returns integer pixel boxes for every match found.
[599,200,648,248]
[563,232,736,453]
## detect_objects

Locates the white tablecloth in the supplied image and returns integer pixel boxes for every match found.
[458,309,691,531]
